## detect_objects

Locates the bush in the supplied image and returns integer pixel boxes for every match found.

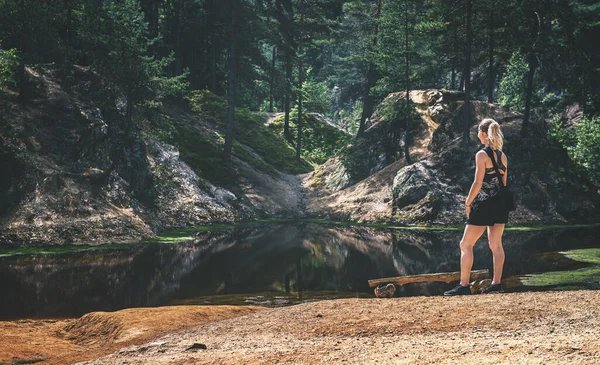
[0,47,18,87]
[549,115,600,180]
[498,52,527,113]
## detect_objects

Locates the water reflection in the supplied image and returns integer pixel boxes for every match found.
[0,223,598,318]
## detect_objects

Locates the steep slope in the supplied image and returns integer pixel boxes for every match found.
[305,90,600,225]
[0,65,309,244]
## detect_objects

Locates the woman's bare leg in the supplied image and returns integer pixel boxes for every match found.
[460,224,487,286]
[487,224,506,284]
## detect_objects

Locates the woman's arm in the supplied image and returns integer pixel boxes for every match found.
[465,151,487,206]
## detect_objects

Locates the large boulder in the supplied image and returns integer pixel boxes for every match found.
[392,160,463,223]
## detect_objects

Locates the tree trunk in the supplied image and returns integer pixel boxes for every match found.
[462,0,472,144]
[223,0,237,165]
[17,47,27,102]
[284,54,292,141]
[356,0,382,138]
[523,52,536,137]
[269,46,276,112]
[210,39,217,92]
[357,94,374,138]
[296,0,305,160]
[174,0,184,76]
[404,0,412,164]
[126,93,134,124]
[16,0,28,102]
[206,0,218,93]
[487,10,494,103]
[451,26,458,90]
[368,269,489,288]
[522,11,540,137]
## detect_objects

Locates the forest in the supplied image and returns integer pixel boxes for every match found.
[2,3,600,363]
[1,0,599,178]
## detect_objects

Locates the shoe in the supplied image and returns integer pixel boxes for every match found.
[443,284,472,296]
[482,283,504,294]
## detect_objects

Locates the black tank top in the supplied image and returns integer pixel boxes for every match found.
[473,147,506,203]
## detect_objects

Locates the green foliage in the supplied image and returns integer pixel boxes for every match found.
[78,0,187,123]
[302,67,330,115]
[570,116,600,179]
[498,52,528,113]
[185,90,227,125]
[269,111,351,165]
[140,112,177,142]
[184,90,311,174]
[170,121,234,186]
[336,99,362,135]
[549,115,600,180]
[338,139,370,180]
[235,108,312,173]
[376,97,420,124]
[0,46,17,87]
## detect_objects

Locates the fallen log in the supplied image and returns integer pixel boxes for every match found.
[368,269,489,288]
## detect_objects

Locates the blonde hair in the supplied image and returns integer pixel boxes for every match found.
[479,118,504,151]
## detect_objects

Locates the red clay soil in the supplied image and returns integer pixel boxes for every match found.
[0,306,266,365]
[3,291,600,365]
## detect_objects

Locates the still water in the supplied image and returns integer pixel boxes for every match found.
[1,222,599,319]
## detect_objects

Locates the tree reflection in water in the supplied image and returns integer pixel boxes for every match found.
[1,223,598,318]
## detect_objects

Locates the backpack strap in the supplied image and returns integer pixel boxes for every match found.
[484,147,506,188]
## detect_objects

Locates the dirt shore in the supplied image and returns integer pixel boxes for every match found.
[0,306,266,365]
[2,290,599,365]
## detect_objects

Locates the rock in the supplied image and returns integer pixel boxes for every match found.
[374,283,396,298]
[186,343,207,351]
[392,163,432,208]
[471,279,492,294]
[391,157,465,222]
[563,103,583,127]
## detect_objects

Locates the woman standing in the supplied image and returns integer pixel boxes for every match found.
[444,118,509,295]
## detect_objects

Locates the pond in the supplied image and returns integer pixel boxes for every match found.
[1,221,599,319]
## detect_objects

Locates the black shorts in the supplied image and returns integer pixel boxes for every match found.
[466,197,509,226]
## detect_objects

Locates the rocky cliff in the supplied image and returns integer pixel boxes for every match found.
[305,90,600,225]
[0,65,305,244]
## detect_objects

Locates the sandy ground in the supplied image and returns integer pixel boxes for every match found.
[3,291,597,365]
[0,306,265,365]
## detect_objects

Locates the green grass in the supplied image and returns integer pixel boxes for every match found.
[234,109,312,174]
[169,121,235,186]
[520,248,600,287]
[268,111,352,165]
[184,90,312,175]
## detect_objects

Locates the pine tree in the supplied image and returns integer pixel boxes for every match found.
[78,0,187,126]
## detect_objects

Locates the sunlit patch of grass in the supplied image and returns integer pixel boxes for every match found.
[520,248,600,287]
[505,223,600,231]
[184,90,311,175]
